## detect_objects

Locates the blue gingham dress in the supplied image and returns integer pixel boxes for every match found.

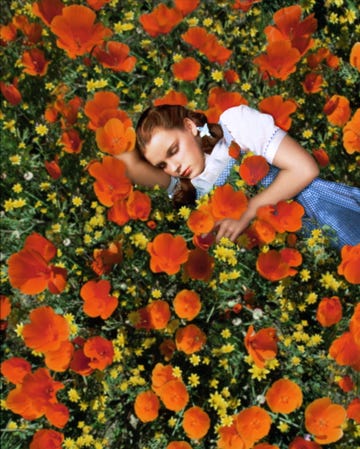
[211,124,360,248]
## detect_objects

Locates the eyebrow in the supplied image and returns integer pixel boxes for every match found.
[154,140,177,168]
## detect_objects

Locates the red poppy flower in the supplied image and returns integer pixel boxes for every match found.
[22,48,49,76]
[264,5,317,56]
[32,0,64,26]
[350,42,360,71]
[50,5,112,58]
[69,348,94,376]
[30,429,64,449]
[88,156,132,206]
[244,325,278,368]
[140,4,183,37]
[329,331,360,370]
[1,357,31,384]
[288,436,322,449]
[337,243,360,284]
[126,189,152,221]
[312,148,330,167]
[338,375,354,392]
[0,78,22,105]
[183,248,214,281]
[154,90,188,106]
[93,41,136,72]
[343,109,360,155]
[239,155,269,185]
[347,398,360,423]
[45,156,62,179]
[224,69,240,84]
[91,241,122,275]
[305,397,347,444]
[316,296,342,327]
[7,233,67,295]
[172,56,201,81]
[83,336,114,371]
[61,128,83,153]
[147,233,189,275]
[0,295,11,321]
[256,248,302,281]
[258,95,297,130]
[12,15,43,44]
[159,339,176,361]
[232,0,262,12]
[174,0,200,16]
[134,390,160,422]
[22,306,69,353]
[323,95,351,127]
[253,40,301,81]
[86,0,111,10]
[209,184,248,221]
[80,279,118,319]
[301,72,324,94]
[175,324,207,354]
[182,406,210,439]
[256,200,304,233]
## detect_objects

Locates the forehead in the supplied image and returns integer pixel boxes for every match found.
[144,127,179,164]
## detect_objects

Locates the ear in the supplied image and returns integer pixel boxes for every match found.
[183,117,198,136]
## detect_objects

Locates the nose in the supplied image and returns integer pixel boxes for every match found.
[167,159,181,175]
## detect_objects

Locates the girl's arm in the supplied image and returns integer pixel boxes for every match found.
[116,149,171,188]
[214,135,320,242]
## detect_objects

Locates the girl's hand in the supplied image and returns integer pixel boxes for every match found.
[214,216,252,243]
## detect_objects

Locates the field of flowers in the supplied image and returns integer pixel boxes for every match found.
[1,1,359,448]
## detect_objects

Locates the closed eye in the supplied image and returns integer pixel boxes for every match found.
[155,142,178,169]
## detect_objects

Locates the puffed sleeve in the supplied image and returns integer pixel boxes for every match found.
[219,105,287,163]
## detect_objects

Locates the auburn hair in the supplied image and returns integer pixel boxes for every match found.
[136,104,223,207]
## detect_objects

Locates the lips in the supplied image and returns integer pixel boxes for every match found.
[181,167,191,178]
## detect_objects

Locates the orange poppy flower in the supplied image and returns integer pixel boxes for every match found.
[288,436,322,449]
[343,109,360,154]
[69,348,94,376]
[329,331,360,371]
[45,157,62,179]
[96,117,135,155]
[175,324,207,354]
[323,95,351,127]
[347,398,360,423]
[205,86,248,122]
[239,155,269,185]
[183,248,214,281]
[244,325,278,368]
[86,0,111,10]
[234,406,272,447]
[173,289,201,320]
[83,336,114,370]
[55,95,82,128]
[139,4,183,37]
[93,41,136,72]
[50,5,112,58]
[0,23,17,43]
[22,306,69,353]
[166,442,193,449]
[253,444,279,449]
[350,42,360,71]
[312,148,329,167]
[159,339,177,361]
[253,40,301,81]
[1,357,31,384]
[32,0,64,26]
[30,429,64,449]
[187,206,215,235]
[22,48,49,76]
[153,90,188,106]
[174,0,199,16]
[228,140,242,159]
[44,340,74,372]
[217,423,247,449]
[147,233,189,275]
[126,189,152,221]
[80,279,118,319]
[258,95,297,130]
[337,243,360,284]
[147,300,171,330]
[84,91,126,130]
[88,156,132,206]
[172,56,201,81]
[158,379,189,412]
[301,72,324,94]
[91,241,122,275]
[183,406,211,439]
[0,295,11,320]
[337,375,354,392]
[256,248,302,281]
[108,198,130,226]
[264,5,317,56]
[247,219,276,245]
[316,296,342,327]
[210,184,248,221]
[305,397,347,444]
[232,0,262,12]
[350,303,360,345]
[13,15,43,44]
[256,200,304,233]
[0,79,22,105]
[61,128,83,153]
[265,378,303,413]
[134,390,160,423]
[151,363,177,395]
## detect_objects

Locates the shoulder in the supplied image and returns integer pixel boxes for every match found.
[220,104,274,127]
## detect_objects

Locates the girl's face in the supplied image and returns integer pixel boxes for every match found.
[143,119,205,179]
